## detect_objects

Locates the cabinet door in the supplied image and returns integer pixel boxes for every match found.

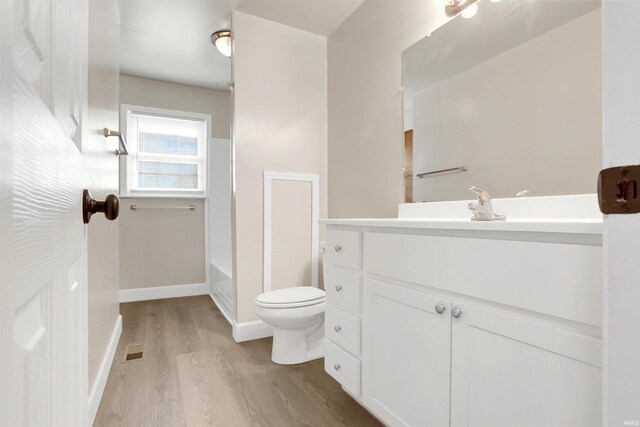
[362,278,452,427]
[450,303,602,427]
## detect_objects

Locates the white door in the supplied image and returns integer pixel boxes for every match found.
[602,2,640,424]
[1,0,88,425]
[362,278,452,427]
[450,303,602,427]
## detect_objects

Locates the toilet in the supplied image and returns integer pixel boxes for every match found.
[255,286,326,365]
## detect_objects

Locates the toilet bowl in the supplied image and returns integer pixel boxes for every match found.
[255,287,326,365]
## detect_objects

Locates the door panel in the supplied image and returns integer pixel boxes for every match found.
[450,303,602,427]
[13,286,53,426]
[2,0,87,424]
[362,278,451,427]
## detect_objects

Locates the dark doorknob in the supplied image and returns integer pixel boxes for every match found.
[83,189,119,224]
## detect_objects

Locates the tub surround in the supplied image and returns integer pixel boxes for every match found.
[320,194,602,426]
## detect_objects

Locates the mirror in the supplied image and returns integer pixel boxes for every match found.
[402,0,602,202]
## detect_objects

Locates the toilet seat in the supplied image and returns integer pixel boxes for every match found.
[256,287,326,309]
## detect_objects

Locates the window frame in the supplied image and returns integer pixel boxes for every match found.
[119,104,211,198]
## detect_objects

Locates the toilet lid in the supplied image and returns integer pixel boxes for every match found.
[255,287,326,308]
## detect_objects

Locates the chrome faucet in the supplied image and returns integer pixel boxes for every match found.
[467,186,506,221]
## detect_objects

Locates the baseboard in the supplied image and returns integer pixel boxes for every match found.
[208,293,272,342]
[119,283,208,303]
[233,319,273,343]
[88,314,122,427]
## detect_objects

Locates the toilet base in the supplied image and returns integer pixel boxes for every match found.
[271,326,325,365]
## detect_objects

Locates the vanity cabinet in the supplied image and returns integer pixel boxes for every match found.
[322,222,603,427]
[360,277,602,427]
[323,230,364,397]
[362,278,452,427]
[450,302,601,427]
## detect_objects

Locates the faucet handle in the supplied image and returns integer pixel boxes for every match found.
[469,186,491,203]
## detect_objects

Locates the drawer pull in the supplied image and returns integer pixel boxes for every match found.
[334,325,342,332]
[335,285,343,292]
[334,244,342,253]
[452,306,463,319]
[334,363,341,371]
[435,303,446,314]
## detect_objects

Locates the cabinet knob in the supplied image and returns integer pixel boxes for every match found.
[452,306,463,319]
[333,363,341,371]
[335,285,343,292]
[435,303,446,314]
[334,325,342,332]
[334,244,342,253]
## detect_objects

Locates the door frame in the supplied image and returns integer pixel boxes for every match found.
[602,2,640,424]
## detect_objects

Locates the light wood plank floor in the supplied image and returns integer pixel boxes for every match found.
[94,296,382,427]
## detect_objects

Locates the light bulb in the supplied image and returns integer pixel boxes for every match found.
[461,3,478,18]
[215,36,232,57]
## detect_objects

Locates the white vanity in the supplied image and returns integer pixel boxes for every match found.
[321,195,603,427]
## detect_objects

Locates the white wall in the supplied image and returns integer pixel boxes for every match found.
[118,75,231,290]
[327,1,449,218]
[209,139,232,273]
[233,11,328,324]
[209,138,233,317]
[85,0,121,394]
[412,10,601,202]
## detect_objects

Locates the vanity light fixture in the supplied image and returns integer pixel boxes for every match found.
[211,30,232,57]
[461,4,478,19]
[445,0,480,19]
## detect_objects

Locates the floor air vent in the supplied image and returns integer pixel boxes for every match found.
[124,344,144,361]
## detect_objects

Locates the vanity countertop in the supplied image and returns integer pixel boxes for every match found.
[319,217,603,235]
[321,194,603,235]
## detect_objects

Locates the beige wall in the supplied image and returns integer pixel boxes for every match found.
[412,10,601,202]
[119,75,231,139]
[118,198,206,288]
[85,0,121,393]
[327,1,448,218]
[233,11,328,323]
[118,75,231,289]
[271,180,313,290]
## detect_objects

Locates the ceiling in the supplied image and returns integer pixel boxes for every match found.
[235,0,364,37]
[119,0,364,91]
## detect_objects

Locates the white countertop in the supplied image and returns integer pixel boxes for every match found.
[319,217,603,234]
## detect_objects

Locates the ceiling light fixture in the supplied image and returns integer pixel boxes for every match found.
[445,0,480,19]
[211,30,232,58]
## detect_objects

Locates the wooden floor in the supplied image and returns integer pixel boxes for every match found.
[94,296,381,427]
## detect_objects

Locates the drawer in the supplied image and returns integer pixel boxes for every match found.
[325,305,361,355]
[325,229,362,270]
[324,266,362,314]
[364,231,603,327]
[324,340,361,396]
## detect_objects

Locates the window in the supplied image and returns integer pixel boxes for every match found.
[120,105,210,197]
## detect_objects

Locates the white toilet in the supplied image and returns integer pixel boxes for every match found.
[255,286,326,365]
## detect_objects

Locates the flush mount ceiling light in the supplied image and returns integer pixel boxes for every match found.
[445,0,481,19]
[211,30,232,57]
